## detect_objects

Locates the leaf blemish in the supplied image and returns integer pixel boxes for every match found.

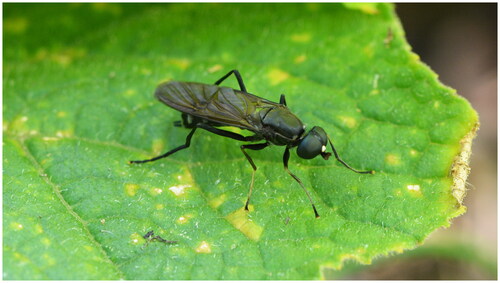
[267,68,290,86]
[407,184,420,191]
[125,183,140,197]
[55,130,72,138]
[130,232,145,245]
[407,184,423,197]
[124,89,137,96]
[385,153,401,165]
[208,64,223,73]
[195,241,212,254]
[209,194,226,209]
[294,54,307,64]
[11,222,24,231]
[152,139,165,155]
[150,187,163,196]
[409,149,418,157]
[225,207,263,242]
[337,115,357,128]
[177,214,193,224]
[290,33,311,43]
[168,184,191,196]
[35,223,43,234]
[41,237,51,246]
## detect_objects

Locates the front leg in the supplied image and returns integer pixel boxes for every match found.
[283,147,319,218]
[240,142,270,211]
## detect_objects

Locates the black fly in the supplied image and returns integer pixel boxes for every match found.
[130,70,374,218]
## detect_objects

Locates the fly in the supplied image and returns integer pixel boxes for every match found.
[130,70,374,218]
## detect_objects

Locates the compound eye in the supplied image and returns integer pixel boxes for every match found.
[296,132,323,159]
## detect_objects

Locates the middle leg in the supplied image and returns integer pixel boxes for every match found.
[240,142,270,211]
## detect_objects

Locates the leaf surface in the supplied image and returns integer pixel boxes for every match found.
[3,3,478,279]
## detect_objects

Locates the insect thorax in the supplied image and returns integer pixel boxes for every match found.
[259,106,305,146]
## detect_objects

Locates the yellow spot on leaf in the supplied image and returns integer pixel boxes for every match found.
[14,252,30,264]
[343,3,379,15]
[150,187,163,196]
[42,137,59,141]
[168,184,191,196]
[43,253,56,266]
[35,223,44,234]
[155,203,165,210]
[124,89,137,97]
[209,194,227,209]
[433,101,440,109]
[56,111,67,118]
[177,214,193,224]
[407,184,420,191]
[141,68,152,76]
[385,153,401,165]
[409,149,419,157]
[83,245,94,252]
[225,207,263,242]
[41,237,51,246]
[294,54,307,64]
[4,17,28,34]
[267,68,290,86]
[167,58,191,70]
[35,48,87,66]
[125,184,140,196]
[130,232,145,245]
[152,139,165,155]
[11,222,23,231]
[407,184,423,197]
[195,241,212,253]
[55,130,72,138]
[337,115,357,129]
[100,219,106,224]
[208,64,223,73]
[290,33,311,43]
[363,44,374,58]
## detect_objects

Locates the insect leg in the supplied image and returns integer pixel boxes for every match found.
[283,147,320,218]
[240,142,269,211]
[327,136,374,174]
[129,127,197,164]
[279,94,287,106]
[214,70,247,92]
[197,124,261,142]
[181,113,198,128]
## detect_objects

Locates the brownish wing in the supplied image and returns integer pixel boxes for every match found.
[155,81,280,131]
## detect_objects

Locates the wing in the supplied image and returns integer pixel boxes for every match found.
[154,81,280,131]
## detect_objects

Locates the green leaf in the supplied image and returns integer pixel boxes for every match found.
[3,3,478,280]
